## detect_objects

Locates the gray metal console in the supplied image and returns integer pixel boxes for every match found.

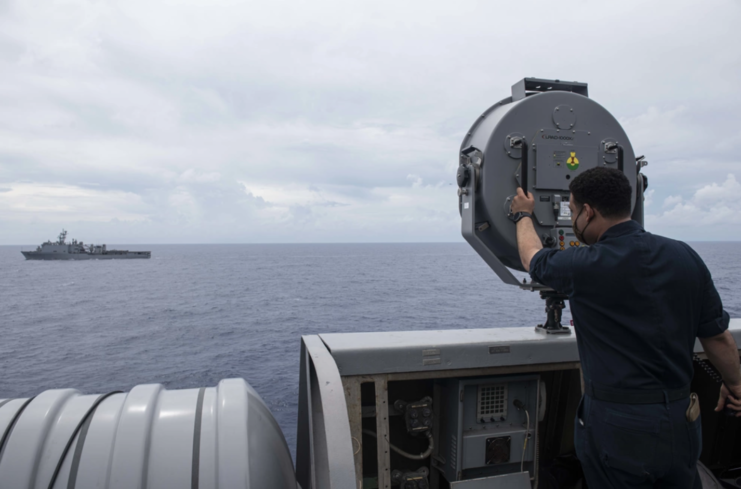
[294,320,741,489]
[438,375,540,483]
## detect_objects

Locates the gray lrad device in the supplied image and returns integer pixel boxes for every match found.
[457,78,648,334]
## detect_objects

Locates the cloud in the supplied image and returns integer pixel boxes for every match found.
[177,169,221,184]
[0,0,740,243]
[646,174,741,239]
[694,175,741,207]
[643,189,654,208]
[619,105,690,154]
[663,195,682,208]
[407,174,423,188]
[0,183,149,222]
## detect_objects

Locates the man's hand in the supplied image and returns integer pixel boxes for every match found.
[512,187,542,271]
[511,188,535,214]
[700,330,741,417]
[715,382,741,417]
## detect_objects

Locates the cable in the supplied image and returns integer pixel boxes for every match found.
[533,429,540,489]
[0,396,36,465]
[362,429,434,460]
[521,409,530,474]
[46,391,122,489]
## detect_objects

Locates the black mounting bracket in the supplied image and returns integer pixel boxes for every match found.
[535,290,572,335]
[512,78,589,101]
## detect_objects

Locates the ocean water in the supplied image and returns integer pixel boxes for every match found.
[1,242,740,456]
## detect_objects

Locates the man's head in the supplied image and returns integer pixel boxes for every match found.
[568,167,633,244]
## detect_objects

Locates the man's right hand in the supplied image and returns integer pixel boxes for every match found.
[511,187,535,215]
[715,382,741,417]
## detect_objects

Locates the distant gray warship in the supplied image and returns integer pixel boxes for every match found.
[21,230,151,260]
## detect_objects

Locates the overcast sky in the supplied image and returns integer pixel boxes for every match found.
[1,0,740,244]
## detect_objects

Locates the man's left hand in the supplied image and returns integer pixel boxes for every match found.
[511,187,535,214]
[716,382,741,417]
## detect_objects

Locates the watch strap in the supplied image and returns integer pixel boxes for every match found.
[510,212,533,223]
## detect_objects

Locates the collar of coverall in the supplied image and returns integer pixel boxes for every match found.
[597,219,645,243]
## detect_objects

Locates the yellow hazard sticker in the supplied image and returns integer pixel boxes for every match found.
[566,152,579,170]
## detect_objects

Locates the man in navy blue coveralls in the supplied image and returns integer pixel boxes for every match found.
[510,167,741,488]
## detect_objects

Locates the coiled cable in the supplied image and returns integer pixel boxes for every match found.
[0,396,36,464]
[46,391,122,489]
[363,429,434,460]
[521,409,530,473]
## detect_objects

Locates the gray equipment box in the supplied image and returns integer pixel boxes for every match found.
[436,374,541,484]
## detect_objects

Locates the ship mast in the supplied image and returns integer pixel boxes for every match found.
[57,229,67,245]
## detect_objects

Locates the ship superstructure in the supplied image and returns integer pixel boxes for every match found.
[21,229,150,260]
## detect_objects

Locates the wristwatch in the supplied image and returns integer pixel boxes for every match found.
[509,211,533,223]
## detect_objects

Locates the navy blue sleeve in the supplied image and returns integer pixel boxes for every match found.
[696,263,730,338]
[678,242,729,338]
[529,248,575,294]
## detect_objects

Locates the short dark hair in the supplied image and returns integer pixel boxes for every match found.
[569,167,632,218]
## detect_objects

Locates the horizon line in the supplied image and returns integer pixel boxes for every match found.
[3,239,741,247]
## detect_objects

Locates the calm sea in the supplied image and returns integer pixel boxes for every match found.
[1,242,740,455]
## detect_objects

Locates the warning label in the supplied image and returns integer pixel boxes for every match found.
[566,152,580,170]
[553,150,568,167]
[559,201,571,218]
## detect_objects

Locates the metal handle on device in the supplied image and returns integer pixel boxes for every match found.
[606,142,624,174]
[460,147,521,286]
[521,139,529,193]
[510,137,528,193]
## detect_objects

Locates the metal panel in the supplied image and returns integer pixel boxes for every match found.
[381,362,581,383]
[374,377,392,489]
[462,430,532,470]
[296,340,314,489]
[341,378,364,489]
[534,142,595,191]
[320,327,580,376]
[320,320,741,376]
[438,374,538,482]
[296,336,356,489]
[451,471,531,488]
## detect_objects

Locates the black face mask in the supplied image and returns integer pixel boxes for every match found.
[572,206,592,245]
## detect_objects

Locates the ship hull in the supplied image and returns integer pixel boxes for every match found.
[21,252,150,260]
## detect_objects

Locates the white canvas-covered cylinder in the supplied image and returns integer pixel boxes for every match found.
[0,378,297,489]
